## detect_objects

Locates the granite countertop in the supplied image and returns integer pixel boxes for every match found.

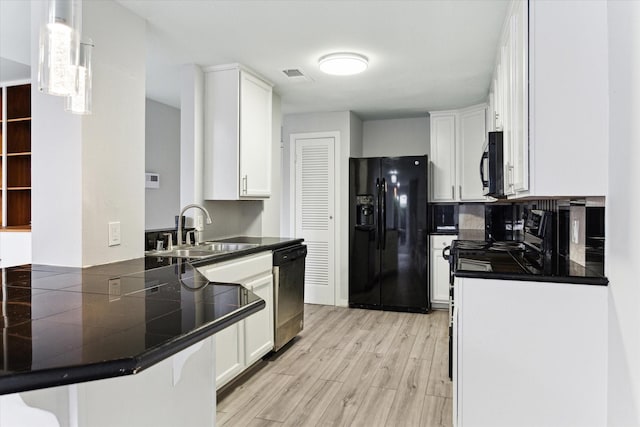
[0,236,302,395]
[452,242,608,286]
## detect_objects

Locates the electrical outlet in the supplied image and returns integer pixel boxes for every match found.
[196,215,204,231]
[108,222,121,246]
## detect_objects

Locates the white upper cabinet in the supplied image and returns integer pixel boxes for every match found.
[204,64,273,200]
[430,112,457,202]
[493,0,608,198]
[458,105,488,201]
[492,0,528,197]
[429,105,488,202]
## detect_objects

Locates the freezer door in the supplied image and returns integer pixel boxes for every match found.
[349,158,382,307]
[380,156,429,312]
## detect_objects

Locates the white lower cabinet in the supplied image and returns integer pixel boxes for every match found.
[214,322,244,388]
[243,274,275,366]
[197,252,274,389]
[430,235,456,306]
[0,232,32,267]
[453,277,607,427]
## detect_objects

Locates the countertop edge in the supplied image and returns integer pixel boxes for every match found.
[0,296,266,395]
[455,271,609,286]
[183,238,304,267]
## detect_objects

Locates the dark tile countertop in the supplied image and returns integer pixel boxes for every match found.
[0,236,302,395]
[452,241,608,286]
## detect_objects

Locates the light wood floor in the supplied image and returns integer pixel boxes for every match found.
[217,304,453,427]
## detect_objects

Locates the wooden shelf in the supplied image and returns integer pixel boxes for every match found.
[2,117,32,123]
[6,84,31,119]
[2,83,31,228]
[0,225,31,232]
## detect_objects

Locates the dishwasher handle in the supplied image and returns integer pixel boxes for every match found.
[273,245,307,266]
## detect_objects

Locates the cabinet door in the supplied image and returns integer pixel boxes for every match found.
[500,26,515,197]
[430,235,456,304]
[215,322,244,389]
[0,232,32,267]
[430,114,457,202]
[511,0,529,193]
[244,273,274,366]
[239,71,272,198]
[458,107,487,202]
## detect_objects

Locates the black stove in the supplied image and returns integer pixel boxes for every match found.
[443,210,607,379]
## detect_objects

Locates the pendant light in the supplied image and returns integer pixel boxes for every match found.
[65,40,93,115]
[38,0,82,96]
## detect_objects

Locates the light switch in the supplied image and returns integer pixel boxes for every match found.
[109,222,121,246]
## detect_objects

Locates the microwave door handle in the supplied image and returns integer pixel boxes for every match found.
[480,151,489,186]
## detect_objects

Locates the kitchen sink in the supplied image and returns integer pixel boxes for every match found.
[145,242,260,259]
[199,242,260,252]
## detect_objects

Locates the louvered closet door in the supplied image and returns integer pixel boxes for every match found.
[294,137,335,305]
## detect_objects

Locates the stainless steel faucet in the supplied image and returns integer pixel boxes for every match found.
[177,204,213,246]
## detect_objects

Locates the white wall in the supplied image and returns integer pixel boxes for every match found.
[145,99,181,230]
[349,112,363,157]
[0,0,30,66]
[282,111,353,306]
[31,0,146,267]
[261,92,283,237]
[362,117,429,157]
[606,2,640,425]
[180,64,204,214]
[80,0,146,267]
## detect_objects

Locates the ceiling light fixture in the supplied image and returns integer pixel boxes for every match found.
[38,0,94,115]
[38,0,82,96]
[318,52,368,76]
[65,40,93,115]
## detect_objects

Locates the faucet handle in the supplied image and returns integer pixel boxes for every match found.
[186,230,196,245]
[162,233,173,251]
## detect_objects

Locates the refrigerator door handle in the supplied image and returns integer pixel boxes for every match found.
[381,178,387,250]
[376,178,381,250]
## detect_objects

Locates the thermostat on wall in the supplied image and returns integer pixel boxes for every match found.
[145,172,160,189]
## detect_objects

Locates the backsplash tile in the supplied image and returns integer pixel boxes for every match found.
[459,204,485,230]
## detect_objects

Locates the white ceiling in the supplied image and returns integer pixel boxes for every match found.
[116,0,510,120]
[0,1,510,120]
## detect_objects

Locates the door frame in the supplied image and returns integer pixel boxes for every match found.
[289,131,341,306]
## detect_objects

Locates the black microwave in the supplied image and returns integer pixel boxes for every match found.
[481,131,505,198]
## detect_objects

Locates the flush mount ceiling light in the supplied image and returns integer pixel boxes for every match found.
[318,52,368,76]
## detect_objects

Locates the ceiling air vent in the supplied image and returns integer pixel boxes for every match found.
[282,69,305,78]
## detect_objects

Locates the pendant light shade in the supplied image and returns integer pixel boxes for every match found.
[65,40,93,114]
[38,0,82,96]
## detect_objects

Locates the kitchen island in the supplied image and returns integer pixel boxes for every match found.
[0,236,302,426]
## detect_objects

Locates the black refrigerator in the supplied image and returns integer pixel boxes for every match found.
[349,155,430,313]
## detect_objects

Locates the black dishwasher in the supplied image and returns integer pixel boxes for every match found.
[272,244,307,351]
